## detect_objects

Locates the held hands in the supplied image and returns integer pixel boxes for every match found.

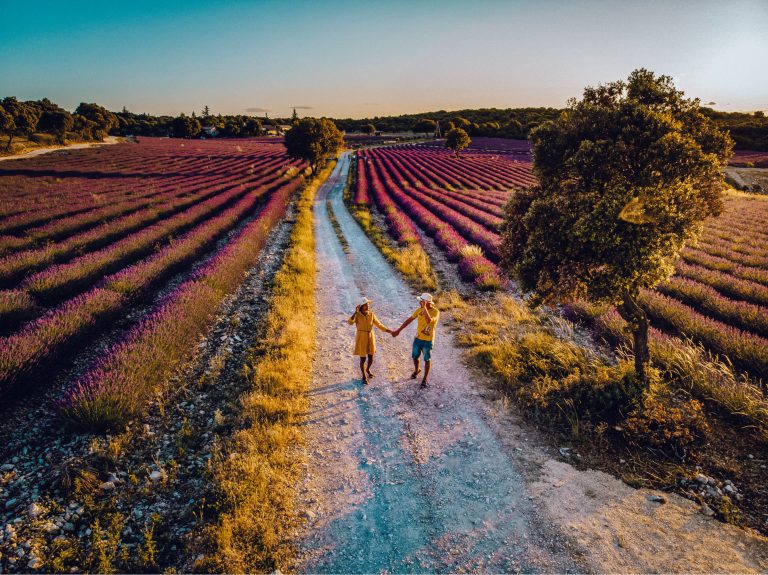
[390,329,400,338]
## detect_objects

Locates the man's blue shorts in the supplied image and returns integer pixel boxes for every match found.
[412,338,433,362]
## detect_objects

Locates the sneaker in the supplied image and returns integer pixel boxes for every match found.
[420,379,428,389]
[362,376,369,385]
[410,369,421,379]
[367,371,374,379]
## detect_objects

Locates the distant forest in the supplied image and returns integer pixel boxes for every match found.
[2,96,767,150]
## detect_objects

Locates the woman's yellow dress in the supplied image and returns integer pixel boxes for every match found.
[347,309,388,356]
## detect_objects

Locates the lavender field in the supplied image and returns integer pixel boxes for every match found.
[0,138,305,429]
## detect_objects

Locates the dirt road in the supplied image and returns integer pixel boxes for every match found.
[292,155,581,572]
[0,136,121,161]
[292,154,768,573]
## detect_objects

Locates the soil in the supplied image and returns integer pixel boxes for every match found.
[291,153,768,573]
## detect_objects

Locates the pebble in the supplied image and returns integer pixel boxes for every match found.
[0,464,14,472]
[4,498,18,509]
[100,481,116,491]
[700,503,715,517]
[28,503,44,518]
[27,556,43,570]
[63,522,75,532]
[695,473,709,484]
[149,470,165,482]
[648,494,667,504]
[42,522,58,534]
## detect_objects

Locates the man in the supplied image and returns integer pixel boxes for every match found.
[392,293,439,388]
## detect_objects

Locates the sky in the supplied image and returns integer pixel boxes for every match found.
[1,0,767,118]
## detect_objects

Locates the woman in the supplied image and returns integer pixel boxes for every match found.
[347,297,392,384]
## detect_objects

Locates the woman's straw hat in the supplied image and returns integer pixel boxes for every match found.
[358,296,372,306]
[417,293,434,303]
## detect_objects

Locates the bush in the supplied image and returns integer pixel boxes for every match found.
[29,132,57,145]
[624,392,711,459]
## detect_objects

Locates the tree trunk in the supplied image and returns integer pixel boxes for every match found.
[617,290,650,386]
[5,133,13,152]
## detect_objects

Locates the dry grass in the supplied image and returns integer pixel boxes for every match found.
[442,291,643,423]
[204,162,333,573]
[570,303,768,438]
[350,203,437,292]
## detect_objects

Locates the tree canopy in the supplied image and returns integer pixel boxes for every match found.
[412,118,437,136]
[37,110,74,144]
[283,117,343,174]
[1,97,40,151]
[445,127,471,157]
[75,103,118,140]
[362,123,376,135]
[170,114,202,139]
[499,69,733,385]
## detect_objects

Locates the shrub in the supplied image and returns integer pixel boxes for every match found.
[29,132,57,145]
[623,392,711,459]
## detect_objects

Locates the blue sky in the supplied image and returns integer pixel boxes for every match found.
[1,0,766,118]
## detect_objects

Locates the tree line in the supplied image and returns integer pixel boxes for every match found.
[336,106,768,150]
[0,98,119,151]
[0,97,285,149]
[334,107,561,139]
[118,108,270,139]
[2,96,766,150]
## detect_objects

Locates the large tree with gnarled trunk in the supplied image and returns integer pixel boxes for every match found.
[499,69,733,386]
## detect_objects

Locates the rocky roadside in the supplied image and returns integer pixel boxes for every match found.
[0,208,296,573]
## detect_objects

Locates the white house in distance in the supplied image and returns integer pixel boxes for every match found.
[201,126,217,137]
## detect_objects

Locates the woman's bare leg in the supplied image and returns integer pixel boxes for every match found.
[359,357,368,383]
[366,354,374,378]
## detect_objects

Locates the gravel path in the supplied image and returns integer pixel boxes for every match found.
[292,154,768,574]
[291,155,581,573]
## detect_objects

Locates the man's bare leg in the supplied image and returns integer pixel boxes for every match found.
[420,360,431,388]
[411,357,421,379]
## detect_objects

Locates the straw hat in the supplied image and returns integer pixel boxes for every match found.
[358,297,372,307]
[417,293,434,303]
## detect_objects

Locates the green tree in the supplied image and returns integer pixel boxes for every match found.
[291,108,299,124]
[1,97,40,151]
[37,110,74,144]
[75,103,118,140]
[451,116,472,131]
[242,117,263,137]
[170,114,202,138]
[72,114,101,141]
[284,117,343,174]
[412,118,437,137]
[499,69,733,386]
[0,104,16,151]
[362,123,376,135]
[222,120,242,137]
[445,127,471,157]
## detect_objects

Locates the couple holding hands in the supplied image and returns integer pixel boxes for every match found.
[346,293,440,388]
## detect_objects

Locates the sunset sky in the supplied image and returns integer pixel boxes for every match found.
[2,0,767,118]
